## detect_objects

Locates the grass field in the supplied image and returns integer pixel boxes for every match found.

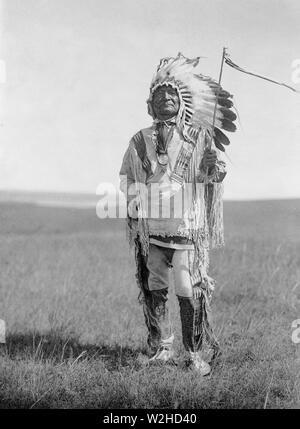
[0,199,299,409]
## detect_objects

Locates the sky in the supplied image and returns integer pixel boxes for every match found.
[0,0,299,200]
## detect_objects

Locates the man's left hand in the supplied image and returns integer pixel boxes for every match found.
[200,149,218,171]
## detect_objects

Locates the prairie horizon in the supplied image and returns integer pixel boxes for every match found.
[0,189,299,208]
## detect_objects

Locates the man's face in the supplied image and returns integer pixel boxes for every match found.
[152,85,180,120]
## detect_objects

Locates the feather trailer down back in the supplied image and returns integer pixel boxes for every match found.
[147,52,237,151]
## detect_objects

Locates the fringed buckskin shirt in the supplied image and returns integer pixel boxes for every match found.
[120,122,227,257]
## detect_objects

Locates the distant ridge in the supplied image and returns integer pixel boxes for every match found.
[0,190,99,208]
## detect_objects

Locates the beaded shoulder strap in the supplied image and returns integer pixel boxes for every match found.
[132,131,153,179]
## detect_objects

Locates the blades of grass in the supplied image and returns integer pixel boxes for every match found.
[263,370,274,409]
[70,350,87,367]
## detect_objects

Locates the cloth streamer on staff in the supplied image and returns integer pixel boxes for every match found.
[224,52,300,93]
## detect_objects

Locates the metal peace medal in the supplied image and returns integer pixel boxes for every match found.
[157,153,169,166]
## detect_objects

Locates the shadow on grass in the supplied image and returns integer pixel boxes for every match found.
[0,334,293,409]
[2,331,146,370]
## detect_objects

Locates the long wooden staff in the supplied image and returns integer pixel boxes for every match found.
[204,47,227,183]
[207,46,227,151]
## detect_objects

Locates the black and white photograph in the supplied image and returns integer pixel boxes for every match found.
[0,0,299,413]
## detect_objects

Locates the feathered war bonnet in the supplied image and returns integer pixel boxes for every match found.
[147,52,237,151]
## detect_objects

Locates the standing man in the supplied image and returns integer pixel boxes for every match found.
[119,53,236,375]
